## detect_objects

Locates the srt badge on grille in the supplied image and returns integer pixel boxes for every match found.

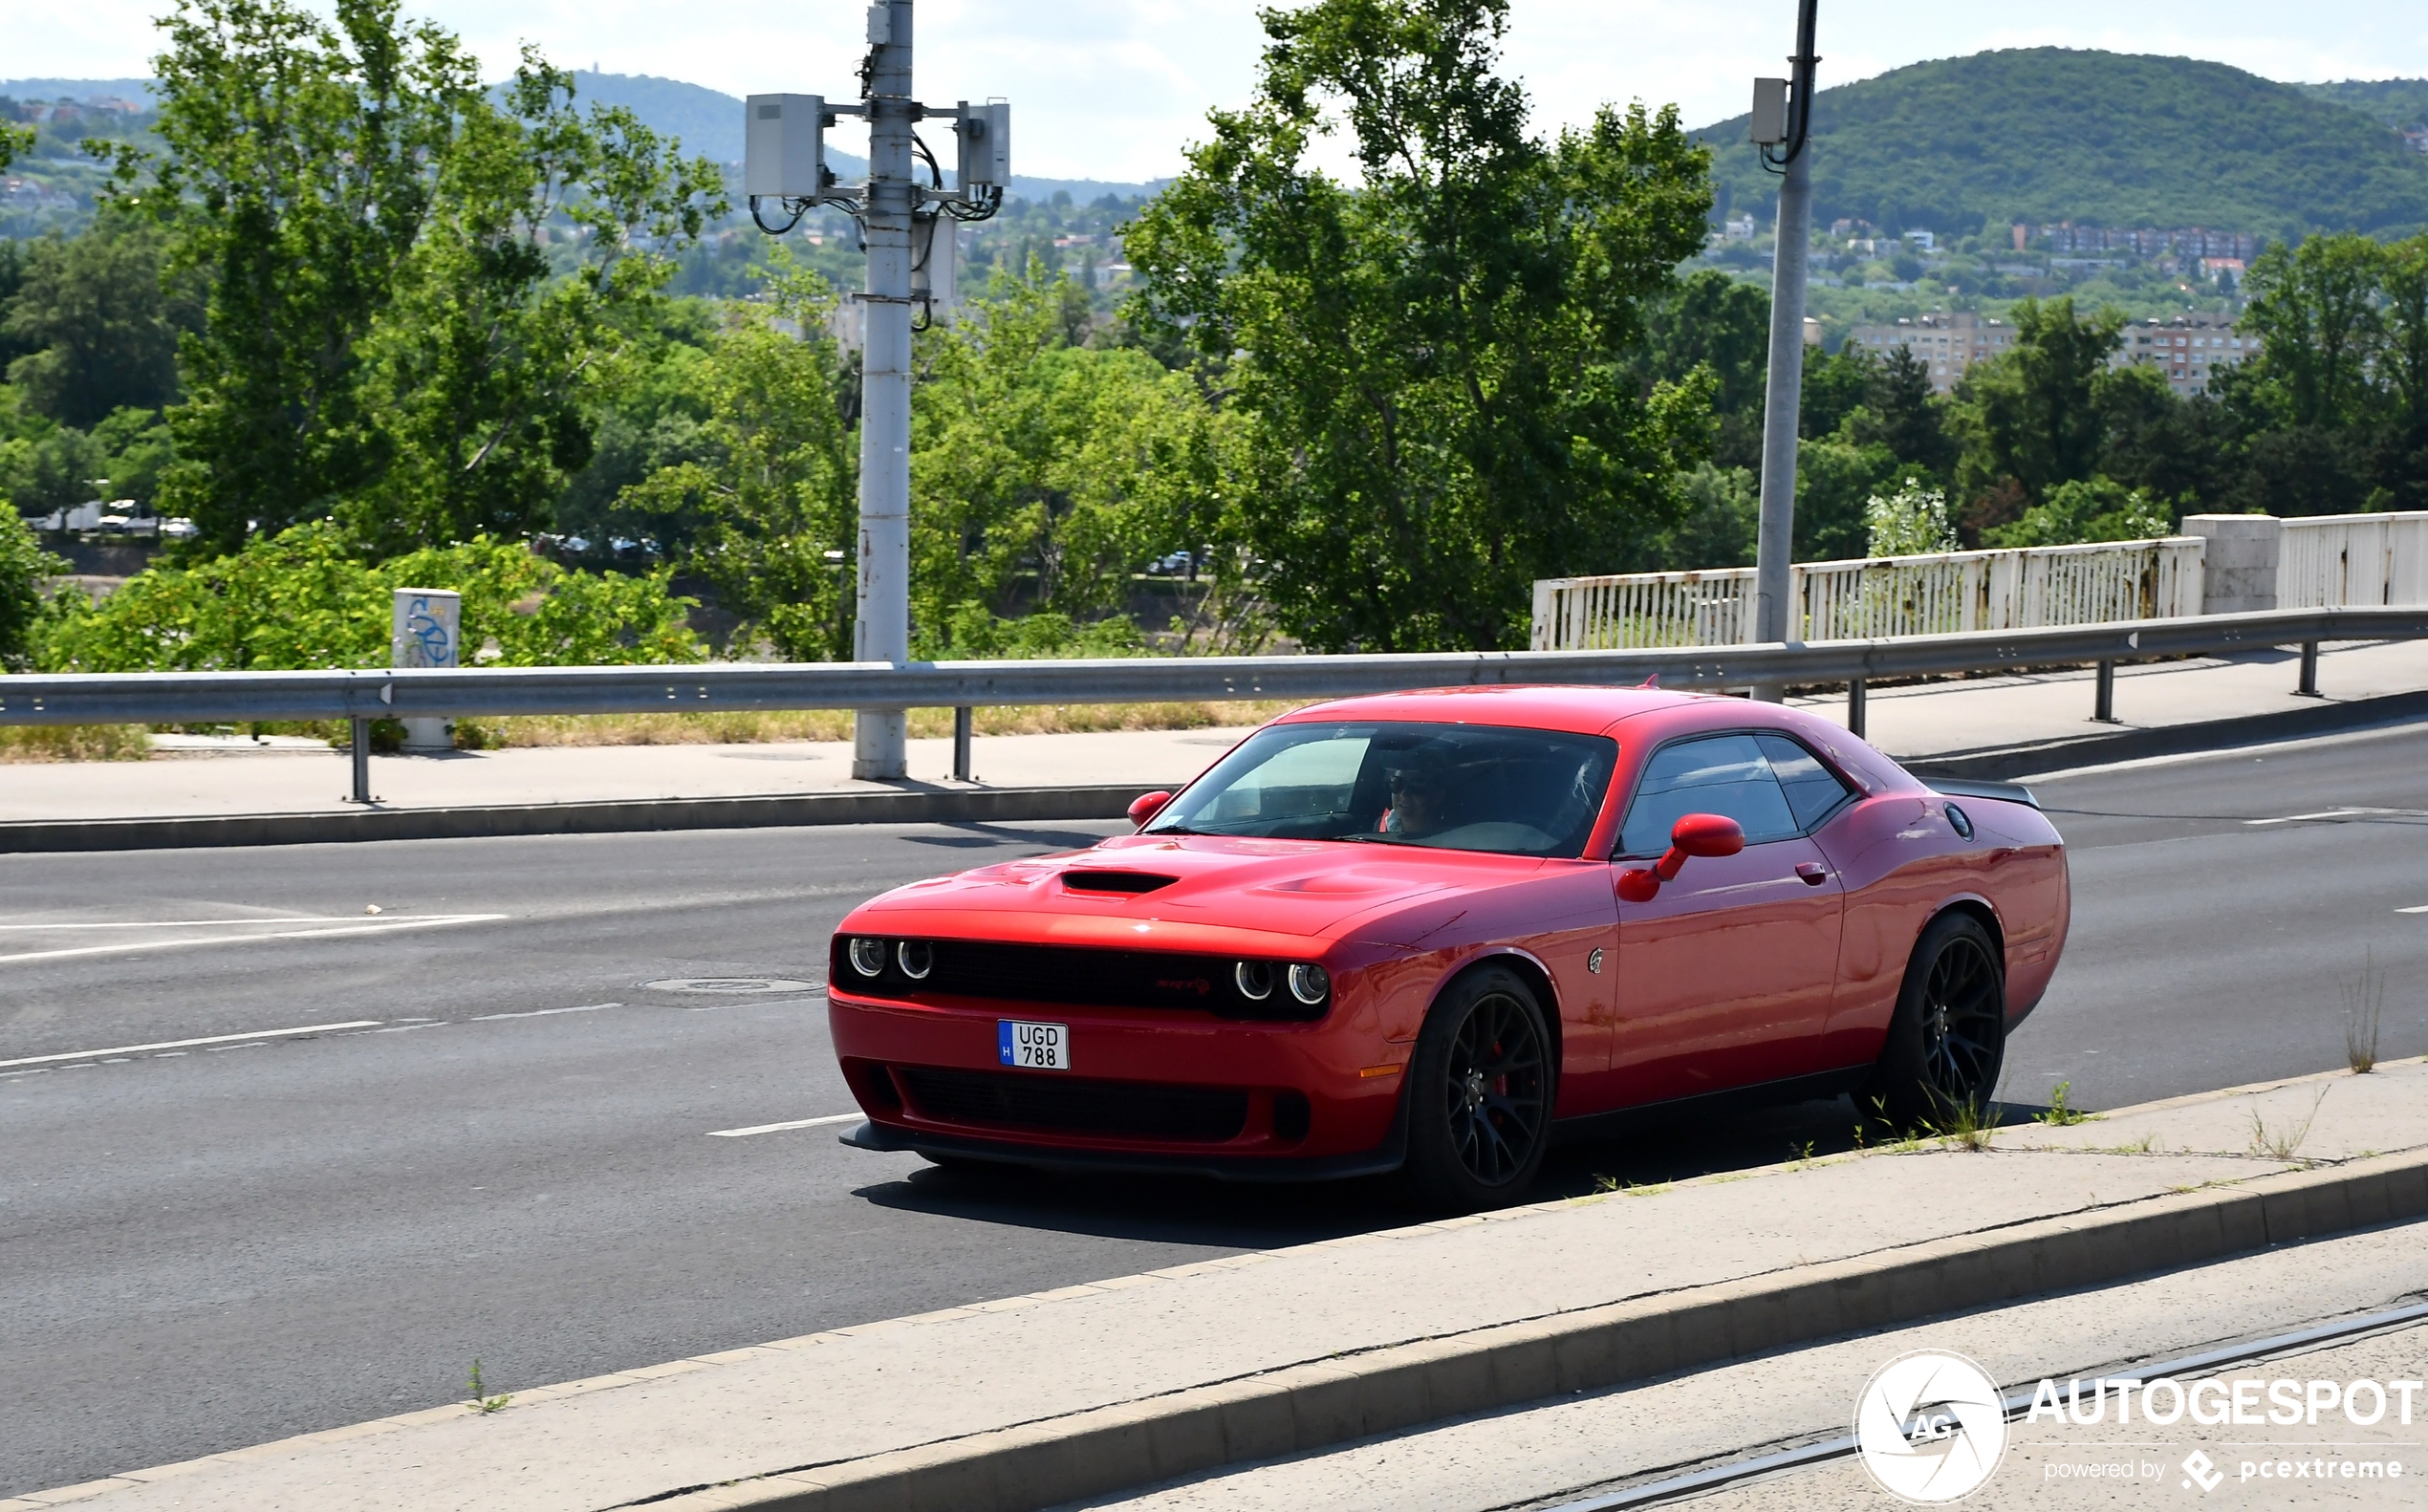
[1157,978,1212,995]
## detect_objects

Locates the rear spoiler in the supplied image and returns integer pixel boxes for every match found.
[1927,777,2041,810]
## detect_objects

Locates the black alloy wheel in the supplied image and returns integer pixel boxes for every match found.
[1866,911,2006,1130]
[1401,966,1553,1212]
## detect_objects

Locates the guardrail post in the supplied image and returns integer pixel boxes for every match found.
[1846,678,1866,738]
[2297,641,2321,698]
[2093,660,2117,724]
[347,719,373,804]
[952,705,973,782]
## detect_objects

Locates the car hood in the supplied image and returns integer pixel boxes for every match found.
[849,833,1549,940]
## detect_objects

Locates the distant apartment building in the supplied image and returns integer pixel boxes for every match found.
[1845,313,2016,393]
[2036,225,2261,261]
[2114,313,2260,396]
[1846,311,2259,397]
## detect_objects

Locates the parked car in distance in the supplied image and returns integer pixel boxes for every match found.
[828,686,2070,1211]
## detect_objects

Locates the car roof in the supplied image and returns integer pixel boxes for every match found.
[1275,684,1716,736]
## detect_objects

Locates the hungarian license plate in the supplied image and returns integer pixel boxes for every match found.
[998,1019,1071,1070]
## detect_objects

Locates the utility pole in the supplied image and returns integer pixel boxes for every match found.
[1749,0,1820,700]
[744,1,1008,778]
[856,1,915,778]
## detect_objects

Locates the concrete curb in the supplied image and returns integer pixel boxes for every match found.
[651,1148,2428,1512]
[1900,686,2428,780]
[0,784,1155,853]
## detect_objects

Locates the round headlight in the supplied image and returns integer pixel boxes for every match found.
[897,940,934,980]
[1235,961,1274,1001]
[1288,963,1331,1005]
[847,937,886,978]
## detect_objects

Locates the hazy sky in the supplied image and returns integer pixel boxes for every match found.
[12,0,2428,181]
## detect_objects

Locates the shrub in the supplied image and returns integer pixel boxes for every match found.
[35,521,702,671]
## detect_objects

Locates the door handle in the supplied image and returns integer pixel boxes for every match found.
[1794,861,1830,885]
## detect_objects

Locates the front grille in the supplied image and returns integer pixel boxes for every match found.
[895,1067,1250,1143]
[832,939,1322,1020]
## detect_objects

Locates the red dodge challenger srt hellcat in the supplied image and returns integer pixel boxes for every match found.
[828,685,2070,1211]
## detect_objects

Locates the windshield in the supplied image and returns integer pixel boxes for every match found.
[1142,722,1618,858]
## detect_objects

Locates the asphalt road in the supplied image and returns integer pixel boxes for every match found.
[4,724,2426,1497]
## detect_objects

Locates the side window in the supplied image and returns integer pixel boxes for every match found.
[1757,734,1855,832]
[1618,734,1800,856]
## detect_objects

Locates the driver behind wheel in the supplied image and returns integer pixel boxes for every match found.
[1379,747,1456,839]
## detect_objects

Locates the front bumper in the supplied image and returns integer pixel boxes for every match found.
[828,990,1404,1166]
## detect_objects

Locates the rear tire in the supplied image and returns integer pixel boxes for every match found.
[1399,966,1554,1213]
[1864,911,2006,1130]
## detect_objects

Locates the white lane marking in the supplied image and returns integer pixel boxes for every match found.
[705,1112,862,1138]
[0,917,423,930]
[2245,807,2428,827]
[0,1020,382,1070]
[2399,905,2428,915]
[0,914,509,965]
[470,1003,619,1022]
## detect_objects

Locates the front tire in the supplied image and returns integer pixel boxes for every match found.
[1865,911,2006,1129]
[1400,966,1554,1212]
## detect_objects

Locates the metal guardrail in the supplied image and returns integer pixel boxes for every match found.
[4,606,2424,801]
[5,607,2426,725]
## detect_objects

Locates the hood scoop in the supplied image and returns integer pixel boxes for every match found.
[1061,870,1180,896]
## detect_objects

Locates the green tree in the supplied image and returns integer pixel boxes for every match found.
[1843,346,1957,481]
[2373,235,2428,509]
[1799,343,1876,443]
[344,56,726,552]
[1639,269,1768,468]
[1953,296,2124,507]
[0,505,67,671]
[2,215,200,428]
[115,0,721,553]
[1983,477,2170,548]
[618,261,858,660]
[2240,233,2384,431]
[911,262,1231,656]
[122,0,485,551]
[1125,0,1714,652]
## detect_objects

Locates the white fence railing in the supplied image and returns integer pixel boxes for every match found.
[1531,538,2206,651]
[2279,512,2428,609]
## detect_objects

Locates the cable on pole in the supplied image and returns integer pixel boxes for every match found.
[1760,0,1822,174]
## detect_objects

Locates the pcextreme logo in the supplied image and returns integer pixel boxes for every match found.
[1854,1350,2009,1503]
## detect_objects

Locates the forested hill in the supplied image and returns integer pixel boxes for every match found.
[1695,49,2428,239]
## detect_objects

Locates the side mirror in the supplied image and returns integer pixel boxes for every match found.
[1127,790,1173,830]
[1616,812,1745,902]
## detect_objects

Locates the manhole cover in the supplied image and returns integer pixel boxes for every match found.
[643,978,820,995]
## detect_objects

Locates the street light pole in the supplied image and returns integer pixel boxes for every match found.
[855,0,916,778]
[1751,0,1820,700]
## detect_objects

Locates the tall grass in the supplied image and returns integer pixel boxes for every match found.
[0,725,152,762]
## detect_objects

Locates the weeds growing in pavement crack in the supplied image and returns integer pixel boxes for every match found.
[1923,1097,1999,1152]
[468,1359,512,1415]
[2344,951,2385,1074]
[2033,1081,2092,1126]
[2249,1089,2329,1161]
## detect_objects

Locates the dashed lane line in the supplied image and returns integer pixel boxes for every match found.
[2244,807,2428,827]
[706,1112,862,1138]
[469,1003,620,1021]
[0,1021,384,1070]
[0,913,510,966]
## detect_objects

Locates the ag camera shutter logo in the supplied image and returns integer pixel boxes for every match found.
[1854,1350,2009,1502]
